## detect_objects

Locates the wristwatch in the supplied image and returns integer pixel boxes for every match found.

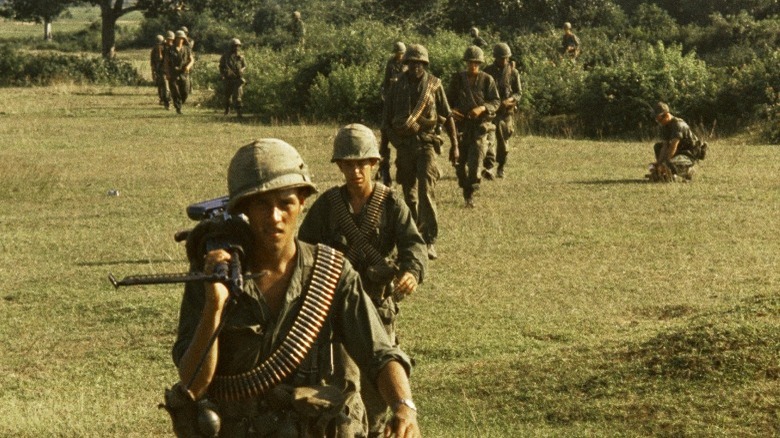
[394,398,417,412]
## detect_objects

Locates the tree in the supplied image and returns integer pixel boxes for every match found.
[0,0,76,40]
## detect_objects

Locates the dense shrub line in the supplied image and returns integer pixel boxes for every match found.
[0,44,143,86]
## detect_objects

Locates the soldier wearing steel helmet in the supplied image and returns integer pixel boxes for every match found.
[561,22,580,59]
[482,42,522,179]
[219,38,247,117]
[447,45,500,207]
[381,41,408,102]
[150,34,169,108]
[290,10,306,51]
[169,139,421,437]
[470,27,488,49]
[381,44,459,260]
[164,30,194,114]
[299,124,427,437]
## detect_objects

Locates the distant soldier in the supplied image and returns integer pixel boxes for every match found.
[150,34,169,108]
[299,123,427,437]
[219,38,247,117]
[561,22,580,59]
[470,27,488,49]
[381,44,459,260]
[179,25,195,50]
[447,45,500,207]
[164,30,194,114]
[290,10,306,51]
[179,26,195,96]
[381,41,408,101]
[647,102,708,182]
[482,43,522,179]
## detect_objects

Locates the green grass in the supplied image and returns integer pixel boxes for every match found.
[1,84,778,436]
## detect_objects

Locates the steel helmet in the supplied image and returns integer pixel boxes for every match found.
[155,34,164,43]
[227,139,317,212]
[331,124,381,162]
[175,30,187,39]
[463,45,485,63]
[393,41,406,54]
[563,22,572,30]
[180,26,189,34]
[470,27,479,37]
[493,43,511,58]
[165,30,175,40]
[230,38,241,46]
[403,44,429,64]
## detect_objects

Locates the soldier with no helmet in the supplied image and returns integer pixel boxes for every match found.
[482,43,522,179]
[167,139,421,437]
[219,38,247,117]
[447,45,501,207]
[299,124,427,437]
[380,44,459,260]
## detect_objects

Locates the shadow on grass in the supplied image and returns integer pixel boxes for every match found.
[572,178,648,185]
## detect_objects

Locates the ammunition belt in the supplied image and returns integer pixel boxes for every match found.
[400,75,440,135]
[209,244,344,402]
[327,184,390,268]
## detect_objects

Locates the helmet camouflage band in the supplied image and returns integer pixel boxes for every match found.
[331,124,381,162]
[393,41,406,54]
[463,45,485,63]
[227,139,317,212]
[493,43,511,58]
[403,44,429,64]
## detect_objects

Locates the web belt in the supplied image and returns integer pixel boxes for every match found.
[208,244,344,402]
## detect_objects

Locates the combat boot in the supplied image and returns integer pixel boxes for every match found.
[224,105,230,115]
[497,166,505,178]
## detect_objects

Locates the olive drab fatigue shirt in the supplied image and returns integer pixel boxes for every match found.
[381,70,452,143]
[165,44,193,80]
[447,70,501,131]
[483,63,522,119]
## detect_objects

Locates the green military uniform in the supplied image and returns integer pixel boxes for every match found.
[483,47,522,177]
[173,240,412,437]
[165,41,194,113]
[562,23,580,58]
[290,12,306,50]
[219,40,247,116]
[382,68,451,247]
[447,48,500,204]
[299,184,426,437]
[150,38,170,108]
[381,57,407,101]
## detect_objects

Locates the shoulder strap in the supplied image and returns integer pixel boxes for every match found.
[208,244,344,402]
[327,184,390,268]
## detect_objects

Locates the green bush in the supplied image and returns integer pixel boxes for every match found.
[309,64,382,123]
[714,49,780,130]
[0,44,143,86]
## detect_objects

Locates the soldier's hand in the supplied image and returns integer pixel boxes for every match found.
[203,249,232,309]
[393,272,417,297]
[502,98,516,109]
[449,144,459,165]
[385,405,420,438]
[468,105,486,119]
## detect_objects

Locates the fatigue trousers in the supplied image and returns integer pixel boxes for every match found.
[393,136,440,245]
[484,114,514,170]
[224,78,244,112]
[456,124,491,199]
[156,73,170,107]
[168,75,190,111]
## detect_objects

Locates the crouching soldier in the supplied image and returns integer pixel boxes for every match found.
[648,102,708,182]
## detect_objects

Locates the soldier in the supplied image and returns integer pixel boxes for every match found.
[447,45,500,207]
[290,10,306,51]
[219,38,247,117]
[470,27,488,48]
[482,43,522,179]
[561,22,580,59]
[150,34,169,108]
[167,139,421,437]
[381,41,408,101]
[380,44,459,260]
[299,124,427,437]
[165,30,194,114]
[648,102,707,182]
[179,25,195,50]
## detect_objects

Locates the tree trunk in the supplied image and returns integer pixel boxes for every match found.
[43,19,53,41]
[101,6,117,59]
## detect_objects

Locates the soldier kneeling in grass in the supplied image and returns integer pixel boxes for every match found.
[647,102,708,182]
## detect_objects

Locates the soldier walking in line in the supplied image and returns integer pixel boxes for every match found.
[299,124,427,437]
[150,34,169,109]
[381,41,408,102]
[219,38,247,117]
[380,44,459,260]
[447,45,500,207]
[165,30,194,114]
[482,43,522,179]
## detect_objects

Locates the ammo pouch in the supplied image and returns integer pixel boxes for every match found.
[417,131,443,154]
[160,382,221,438]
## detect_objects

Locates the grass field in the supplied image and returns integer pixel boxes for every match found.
[0,83,778,437]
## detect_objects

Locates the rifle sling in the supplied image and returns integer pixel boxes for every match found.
[208,244,344,402]
[326,184,390,268]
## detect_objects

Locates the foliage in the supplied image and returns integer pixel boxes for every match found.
[0,0,75,23]
[577,42,712,137]
[713,49,780,131]
[0,43,143,86]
